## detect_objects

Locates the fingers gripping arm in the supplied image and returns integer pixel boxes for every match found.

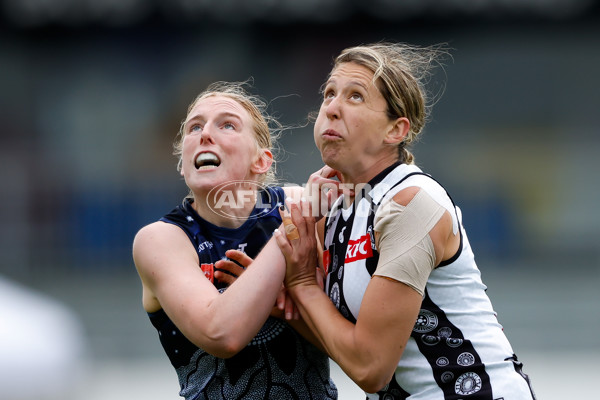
[274,200,423,393]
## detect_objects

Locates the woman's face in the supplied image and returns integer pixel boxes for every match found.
[180,95,269,193]
[314,62,401,181]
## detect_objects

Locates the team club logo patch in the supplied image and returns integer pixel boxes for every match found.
[344,234,373,263]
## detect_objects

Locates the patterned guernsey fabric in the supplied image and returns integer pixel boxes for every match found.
[323,163,536,400]
[149,187,337,400]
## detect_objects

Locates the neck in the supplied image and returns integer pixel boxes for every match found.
[338,157,401,206]
[192,185,258,229]
[340,156,399,188]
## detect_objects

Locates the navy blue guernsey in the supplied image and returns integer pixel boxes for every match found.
[148,187,337,400]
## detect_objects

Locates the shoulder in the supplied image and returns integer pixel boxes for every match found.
[384,171,459,235]
[389,186,420,207]
[134,220,181,245]
[133,222,192,269]
[378,169,453,213]
[133,222,200,313]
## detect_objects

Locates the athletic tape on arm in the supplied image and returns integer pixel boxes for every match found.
[373,189,446,296]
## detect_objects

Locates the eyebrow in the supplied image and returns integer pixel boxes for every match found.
[184,111,243,128]
[217,111,243,122]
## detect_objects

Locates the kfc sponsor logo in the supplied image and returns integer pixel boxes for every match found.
[345,234,373,263]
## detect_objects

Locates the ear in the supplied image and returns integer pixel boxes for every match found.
[383,117,410,145]
[250,148,273,175]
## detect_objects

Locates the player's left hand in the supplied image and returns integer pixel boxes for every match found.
[214,249,251,285]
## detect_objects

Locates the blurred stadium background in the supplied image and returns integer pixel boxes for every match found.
[1,0,599,399]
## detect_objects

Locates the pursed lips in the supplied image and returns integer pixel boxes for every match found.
[321,129,342,140]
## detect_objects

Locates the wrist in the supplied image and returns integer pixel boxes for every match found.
[288,280,323,301]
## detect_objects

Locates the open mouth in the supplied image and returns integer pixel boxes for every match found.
[195,152,221,170]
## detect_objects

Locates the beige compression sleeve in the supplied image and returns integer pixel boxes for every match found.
[373,189,446,296]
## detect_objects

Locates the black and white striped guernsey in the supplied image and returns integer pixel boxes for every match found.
[323,163,536,400]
